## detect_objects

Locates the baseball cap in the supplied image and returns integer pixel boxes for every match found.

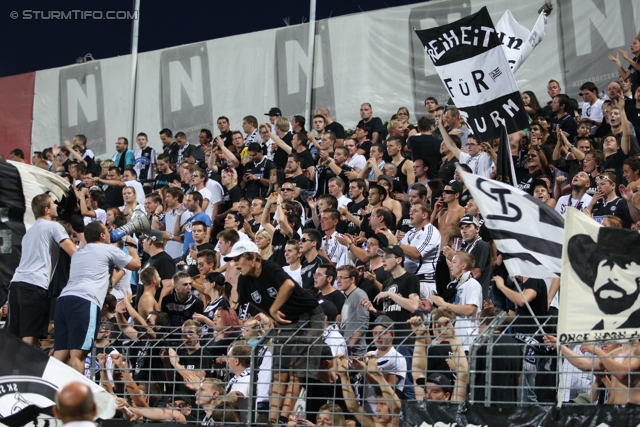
[457,214,480,227]
[426,373,453,392]
[377,175,394,189]
[140,229,165,242]
[447,180,463,194]
[223,240,260,262]
[372,315,395,331]
[265,107,282,116]
[369,232,389,248]
[376,245,404,259]
[318,298,339,322]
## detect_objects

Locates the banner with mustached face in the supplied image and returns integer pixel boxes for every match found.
[559,208,640,344]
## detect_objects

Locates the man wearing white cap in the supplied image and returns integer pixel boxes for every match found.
[224,240,323,426]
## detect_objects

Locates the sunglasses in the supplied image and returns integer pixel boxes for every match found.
[442,189,457,194]
[300,238,310,243]
[281,188,294,192]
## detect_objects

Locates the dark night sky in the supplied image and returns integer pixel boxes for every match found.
[0,0,428,77]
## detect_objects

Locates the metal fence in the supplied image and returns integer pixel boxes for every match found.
[86,315,640,425]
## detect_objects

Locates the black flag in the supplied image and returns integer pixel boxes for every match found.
[414,6,528,141]
[495,122,518,186]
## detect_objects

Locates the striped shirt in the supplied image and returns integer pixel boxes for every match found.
[400,223,441,280]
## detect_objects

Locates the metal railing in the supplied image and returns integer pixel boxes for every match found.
[80,315,640,425]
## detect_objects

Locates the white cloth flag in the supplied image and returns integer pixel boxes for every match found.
[458,169,564,279]
[496,10,547,73]
[558,208,640,344]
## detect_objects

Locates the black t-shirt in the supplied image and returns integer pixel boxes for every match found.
[317,158,352,195]
[300,254,330,291]
[273,132,293,169]
[472,333,522,406]
[466,239,492,298]
[358,118,384,142]
[511,278,548,337]
[438,156,457,183]
[172,347,213,395]
[408,134,442,179]
[426,340,454,382]
[317,289,346,314]
[103,185,124,209]
[286,174,312,192]
[325,121,345,140]
[163,142,180,165]
[603,148,628,185]
[358,265,391,318]
[131,339,167,387]
[298,149,315,171]
[553,113,578,142]
[136,250,177,304]
[161,291,205,326]
[182,243,216,277]
[382,272,420,343]
[356,140,372,159]
[237,260,319,322]
[220,131,234,148]
[346,198,368,235]
[517,169,543,194]
[220,185,244,214]
[270,229,299,266]
[244,158,276,199]
[591,196,632,228]
[154,171,181,190]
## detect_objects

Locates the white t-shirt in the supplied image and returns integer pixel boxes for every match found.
[163,208,191,259]
[364,346,407,414]
[205,179,224,218]
[323,323,348,357]
[283,265,303,287]
[322,232,351,273]
[581,98,604,134]
[346,154,366,170]
[226,368,250,422]
[11,219,69,289]
[60,243,132,307]
[336,195,351,210]
[84,208,107,225]
[458,151,494,179]
[452,272,483,351]
[555,193,592,217]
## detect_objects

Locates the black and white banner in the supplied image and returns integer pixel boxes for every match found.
[458,169,564,279]
[559,208,640,344]
[0,330,116,427]
[403,401,640,427]
[414,6,528,141]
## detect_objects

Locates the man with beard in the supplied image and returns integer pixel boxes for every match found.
[555,171,593,216]
[160,128,180,166]
[569,227,640,329]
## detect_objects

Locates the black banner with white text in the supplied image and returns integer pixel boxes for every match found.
[403,401,640,427]
[414,6,528,141]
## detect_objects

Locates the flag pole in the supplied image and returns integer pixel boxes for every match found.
[304,0,317,126]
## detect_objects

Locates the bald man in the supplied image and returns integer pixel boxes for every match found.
[53,382,97,426]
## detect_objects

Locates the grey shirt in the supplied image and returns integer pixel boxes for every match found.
[60,243,132,307]
[12,219,69,289]
[340,287,369,356]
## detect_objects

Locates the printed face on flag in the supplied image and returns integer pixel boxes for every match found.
[559,208,640,343]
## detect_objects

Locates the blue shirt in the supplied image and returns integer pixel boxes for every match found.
[182,212,212,254]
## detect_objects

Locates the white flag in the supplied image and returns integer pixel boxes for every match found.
[496,11,547,73]
[458,169,564,279]
[558,208,640,344]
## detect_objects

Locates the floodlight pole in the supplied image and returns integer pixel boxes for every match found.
[128,0,141,145]
[305,0,317,125]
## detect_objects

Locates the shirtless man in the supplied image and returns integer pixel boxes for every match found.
[431,180,465,241]
[137,267,161,320]
[555,338,640,404]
